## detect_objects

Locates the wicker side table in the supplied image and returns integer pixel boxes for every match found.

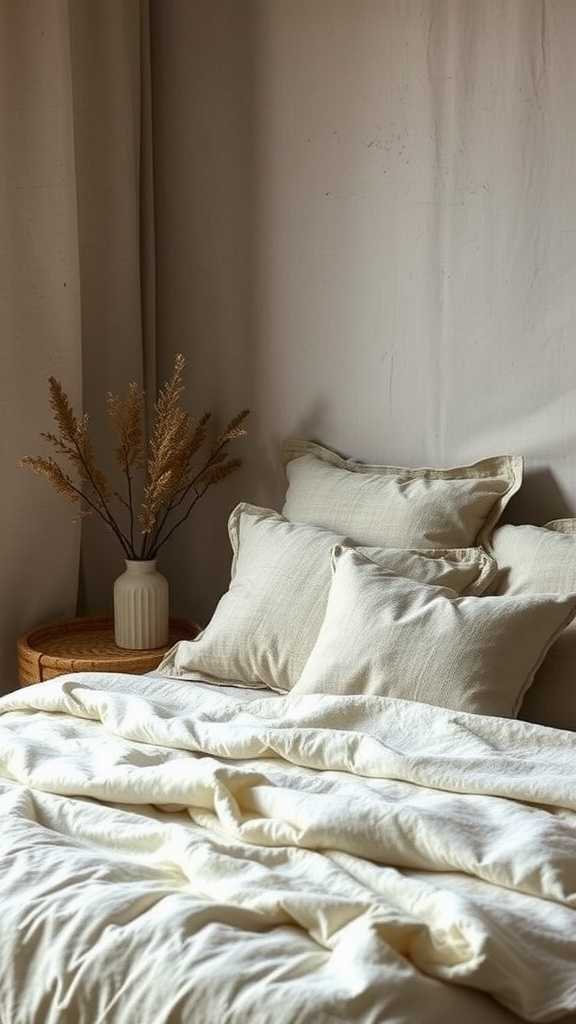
[17,616,199,687]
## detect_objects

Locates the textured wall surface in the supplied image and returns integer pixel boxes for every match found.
[151,0,576,626]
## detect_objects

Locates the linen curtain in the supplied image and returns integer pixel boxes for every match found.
[0,0,154,687]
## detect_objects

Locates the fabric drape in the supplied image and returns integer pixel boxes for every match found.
[0,0,154,687]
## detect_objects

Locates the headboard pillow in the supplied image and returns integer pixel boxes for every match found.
[282,439,523,549]
[158,503,497,693]
[292,546,576,718]
[492,520,576,731]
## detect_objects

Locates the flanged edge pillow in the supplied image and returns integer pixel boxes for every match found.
[292,546,576,718]
[492,520,576,730]
[157,503,497,692]
[282,439,523,550]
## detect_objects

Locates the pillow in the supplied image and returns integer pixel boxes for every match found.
[282,439,523,549]
[492,521,576,730]
[157,503,497,693]
[546,519,576,536]
[292,546,576,718]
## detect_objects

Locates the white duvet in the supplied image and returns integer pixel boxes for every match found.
[0,673,576,1024]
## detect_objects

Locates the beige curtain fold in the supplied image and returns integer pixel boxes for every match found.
[0,0,154,688]
[68,0,156,614]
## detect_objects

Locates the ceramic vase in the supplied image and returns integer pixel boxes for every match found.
[113,560,169,650]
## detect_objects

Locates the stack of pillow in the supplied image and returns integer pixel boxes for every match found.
[159,440,576,727]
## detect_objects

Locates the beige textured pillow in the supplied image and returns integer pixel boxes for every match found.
[492,521,576,730]
[158,503,497,692]
[293,546,576,718]
[282,439,522,549]
[546,519,576,536]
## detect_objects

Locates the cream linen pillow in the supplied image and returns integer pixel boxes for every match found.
[282,439,522,549]
[158,503,497,692]
[492,521,576,730]
[293,546,576,718]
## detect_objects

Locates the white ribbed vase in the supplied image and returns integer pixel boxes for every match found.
[113,560,169,650]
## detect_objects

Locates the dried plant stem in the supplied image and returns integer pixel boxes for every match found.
[114,491,131,511]
[71,436,132,556]
[63,476,130,541]
[151,484,210,557]
[125,466,135,551]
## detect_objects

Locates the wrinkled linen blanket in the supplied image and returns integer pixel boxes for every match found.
[1,674,576,1024]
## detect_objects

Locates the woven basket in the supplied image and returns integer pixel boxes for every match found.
[17,616,198,687]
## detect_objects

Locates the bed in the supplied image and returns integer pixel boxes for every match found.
[3,440,576,1022]
[1,670,576,1023]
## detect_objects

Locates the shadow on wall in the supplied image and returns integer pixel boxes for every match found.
[151,3,359,626]
[151,0,262,626]
[255,397,331,510]
[505,468,573,527]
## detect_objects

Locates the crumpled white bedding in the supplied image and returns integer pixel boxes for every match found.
[0,673,576,1024]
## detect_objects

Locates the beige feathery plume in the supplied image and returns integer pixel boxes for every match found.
[139,468,181,534]
[197,458,242,487]
[186,412,212,462]
[140,355,191,533]
[139,423,189,533]
[40,431,74,457]
[22,354,249,559]
[215,409,250,446]
[46,377,111,498]
[20,456,84,506]
[107,382,145,470]
[150,354,186,453]
[47,376,78,443]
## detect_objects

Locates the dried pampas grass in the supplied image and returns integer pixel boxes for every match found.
[21,355,249,560]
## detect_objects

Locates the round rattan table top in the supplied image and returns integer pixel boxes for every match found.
[17,616,199,686]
